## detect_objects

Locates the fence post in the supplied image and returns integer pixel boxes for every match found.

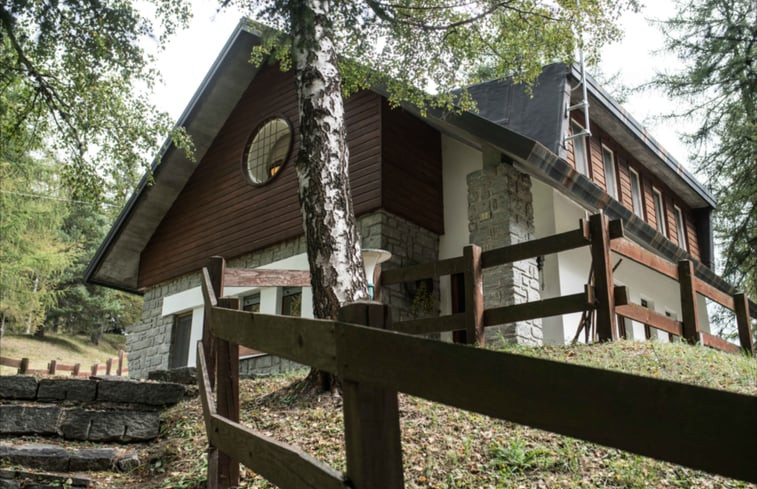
[91,364,98,376]
[463,245,484,346]
[589,213,617,341]
[48,360,57,375]
[203,256,225,390]
[733,292,754,356]
[19,358,29,374]
[678,260,700,345]
[215,296,240,489]
[117,350,125,376]
[106,358,113,375]
[339,302,404,489]
[203,256,239,489]
[73,363,80,376]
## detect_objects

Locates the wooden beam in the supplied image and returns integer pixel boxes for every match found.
[589,213,617,341]
[335,322,757,483]
[201,266,219,391]
[608,219,624,240]
[481,225,591,268]
[215,297,240,488]
[380,256,464,285]
[609,237,678,280]
[700,332,742,354]
[463,245,484,346]
[224,268,311,287]
[0,357,22,368]
[338,302,404,489]
[678,260,701,345]
[694,278,735,310]
[209,414,350,489]
[484,290,593,326]
[196,341,216,433]
[734,293,755,356]
[209,307,338,372]
[615,304,684,337]
[392,313,466,335]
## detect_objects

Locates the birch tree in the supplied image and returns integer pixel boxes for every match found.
[229,0,635,324]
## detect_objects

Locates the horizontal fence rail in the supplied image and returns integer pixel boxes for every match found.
[0,351,127,377]
[201,303,757,484]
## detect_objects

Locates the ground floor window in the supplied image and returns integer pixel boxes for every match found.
[170,313,193,368]
[242,293,261,312]
[281,287,302,317]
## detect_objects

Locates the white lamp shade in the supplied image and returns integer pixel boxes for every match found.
[361,248,392,286]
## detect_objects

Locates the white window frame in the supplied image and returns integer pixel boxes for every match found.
[652,187,667,236]
[674,205,688,251]
[570,122,589,176]
[629,168,643,217]
[601,145,618,199]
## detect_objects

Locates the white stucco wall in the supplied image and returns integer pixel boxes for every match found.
[438,135,483,316]
[529,179,710,344]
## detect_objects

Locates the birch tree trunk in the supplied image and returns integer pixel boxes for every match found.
[290,0,370,325]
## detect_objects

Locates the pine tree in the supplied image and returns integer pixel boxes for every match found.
[653,0,756,301]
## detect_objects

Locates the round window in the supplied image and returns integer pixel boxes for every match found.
[244,117,292,185]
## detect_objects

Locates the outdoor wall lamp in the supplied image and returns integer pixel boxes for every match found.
[361,248,392,299]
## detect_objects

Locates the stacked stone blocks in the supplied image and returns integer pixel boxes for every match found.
[0,376,184,442]
[467,160,543,346]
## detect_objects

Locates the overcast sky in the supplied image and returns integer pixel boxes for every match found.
[149,1,694,171]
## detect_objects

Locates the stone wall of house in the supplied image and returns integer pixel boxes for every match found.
[127,211,440,378]
[126,273,201,378]
[467,156,542,346]
[359,210,440,323]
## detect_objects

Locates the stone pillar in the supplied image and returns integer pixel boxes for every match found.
[467,150,542,346]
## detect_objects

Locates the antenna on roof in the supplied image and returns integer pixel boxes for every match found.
[565,0,591,143]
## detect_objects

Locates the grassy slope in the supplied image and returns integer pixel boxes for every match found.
[2,339,753,488]
[88,340,756,489]
[0,333,126,374]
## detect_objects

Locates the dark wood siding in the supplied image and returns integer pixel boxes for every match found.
[380,101,444,234]
[567,115,702,261]
[138,66,382,288]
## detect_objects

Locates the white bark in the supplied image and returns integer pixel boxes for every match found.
[290,0,370,320]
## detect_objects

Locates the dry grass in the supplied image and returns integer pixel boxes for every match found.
[81,339,755,489]
[0,333,126,375]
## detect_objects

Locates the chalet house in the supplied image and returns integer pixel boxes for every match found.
[87,21,733,378]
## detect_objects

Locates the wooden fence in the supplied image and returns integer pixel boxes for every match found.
[196,217,757,488]
[0,350,128,377]
[197,270,756,488]
[381,212,754,355]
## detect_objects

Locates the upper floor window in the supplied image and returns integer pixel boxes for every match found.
[602,145,618,199]
[674,205,688,251]
[244,117,292,186]
[629,168,643,217]
[571,122,589,176]
[652,187,667,236]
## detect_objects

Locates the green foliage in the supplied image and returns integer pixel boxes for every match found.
[0,0,194,201]
[45,202,143,336]
[652,0,756,301]
[234,0,637,114]
[0,153,72,334]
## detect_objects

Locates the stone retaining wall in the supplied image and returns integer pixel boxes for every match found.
[0,376,184,443]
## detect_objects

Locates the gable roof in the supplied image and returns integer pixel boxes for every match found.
[87,20,743,314]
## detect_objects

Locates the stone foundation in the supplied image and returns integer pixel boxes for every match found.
[467,154,542,346]
[127,210,440,378]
